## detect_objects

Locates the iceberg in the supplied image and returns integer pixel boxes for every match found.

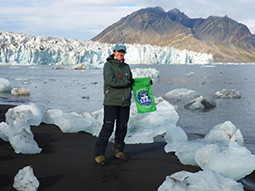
[164,124,188,152]
[0,78,12,92]
[196,142,255,181]
[13,166,40,191]
[125,97,179,144]
[184,96,216,110]
[42,109,99,134]
[5,103,43,126]
[205,121,244,146]
[131,68,160,78]
[43,97,179,144]
[52,63,88,70]
[1,78,30,96]
[158,170,244,191]
[214,89,241,98]
[1,96,178,154]
[11,87,30,96]
[8,122,41,154]
[164,88,200,99]
[164,121,255,180]
[0,103,43,154]
[0,31,214,66]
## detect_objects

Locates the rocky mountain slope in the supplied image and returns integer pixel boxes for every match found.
[91,7,255,63]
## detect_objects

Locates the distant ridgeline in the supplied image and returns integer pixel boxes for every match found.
[0,31,213,66]
[92,7,255,63]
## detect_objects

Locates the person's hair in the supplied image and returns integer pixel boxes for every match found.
[113,50,125,53]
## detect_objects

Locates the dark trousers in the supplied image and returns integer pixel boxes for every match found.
[94,105,130,156]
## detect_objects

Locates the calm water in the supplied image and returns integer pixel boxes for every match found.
[1,64,255,153]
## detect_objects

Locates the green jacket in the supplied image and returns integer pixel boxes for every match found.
[103,55,133,107]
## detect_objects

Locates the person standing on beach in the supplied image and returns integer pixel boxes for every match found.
[94,43,134,166]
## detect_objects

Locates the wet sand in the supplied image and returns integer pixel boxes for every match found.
[0,104,255,191]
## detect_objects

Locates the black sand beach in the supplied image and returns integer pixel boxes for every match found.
[1,104,255,191]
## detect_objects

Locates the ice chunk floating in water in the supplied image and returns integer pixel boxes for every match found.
[184,96,216,110]
[131,68,160,78]
[0,78,12,92]
[214,89,241,98]
[11,88,30,96]
[164,88,200,100]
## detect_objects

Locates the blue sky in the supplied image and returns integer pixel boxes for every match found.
[0,0,254,41]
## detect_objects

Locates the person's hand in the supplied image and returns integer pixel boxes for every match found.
[129,78,134,85]
[150,79,153,85]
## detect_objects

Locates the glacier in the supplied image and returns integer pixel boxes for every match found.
[0,31,214,66]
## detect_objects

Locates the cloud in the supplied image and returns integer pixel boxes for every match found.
[0,0,254,41]
[0,0,140,40]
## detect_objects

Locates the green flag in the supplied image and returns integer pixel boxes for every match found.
[132,78,157,114]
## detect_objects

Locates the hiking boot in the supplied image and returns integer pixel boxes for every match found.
[95,155,106,166]
[115,150,127,161]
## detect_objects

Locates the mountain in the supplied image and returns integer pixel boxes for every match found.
[91,7,255,63]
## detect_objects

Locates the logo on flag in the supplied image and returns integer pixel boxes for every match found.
[132,78,156,114]
[137,90,152,106]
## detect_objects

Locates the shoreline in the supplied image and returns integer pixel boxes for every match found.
[1,104,255,190]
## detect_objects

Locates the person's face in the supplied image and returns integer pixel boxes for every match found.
[114,50,125,61]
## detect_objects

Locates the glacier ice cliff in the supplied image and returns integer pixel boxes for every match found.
[0,31,214,66]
